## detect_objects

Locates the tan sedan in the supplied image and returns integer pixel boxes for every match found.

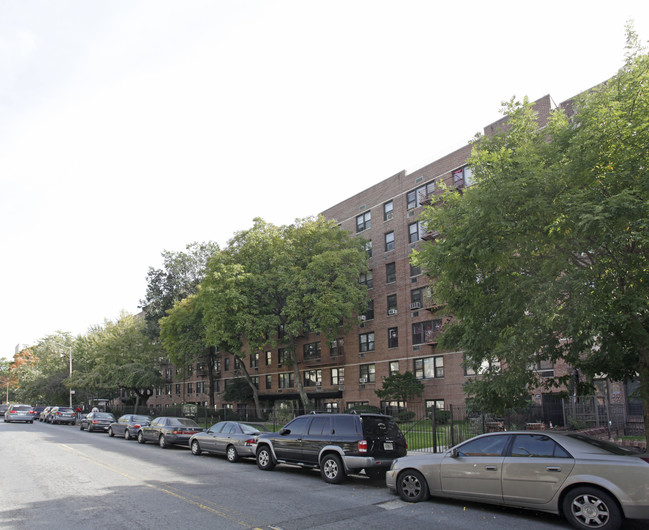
[386,431,649,530]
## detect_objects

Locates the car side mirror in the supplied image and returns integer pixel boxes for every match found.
[280,428,291,435]
[451,448,459,458]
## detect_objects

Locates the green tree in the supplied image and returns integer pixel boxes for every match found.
[200,216,369,412]
[374,371,424,403]
[140,241,219,339]
[222,377,254,403]
[414,27,649,436]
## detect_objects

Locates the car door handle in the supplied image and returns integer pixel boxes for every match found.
[546,466,562,472]
[485,465,497,471]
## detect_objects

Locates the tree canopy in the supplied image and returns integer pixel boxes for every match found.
[200,216,369,411]
[375,371,424,403]
[414,27,649,436]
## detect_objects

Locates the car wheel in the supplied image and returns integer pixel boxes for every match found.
[191,440,202,456]
[397,469,429,503]
[124,429,130,440]
[562,486,622,530]
[108,427,114,437]
[137,431,146,444]
[256,446,276,471]
[79,423,84,430]
[226,445,239,463]
[159,434,169,448]
[30,420,34,424]
[320,454,346,484]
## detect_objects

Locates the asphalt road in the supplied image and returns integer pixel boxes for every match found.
[0,419,643,529]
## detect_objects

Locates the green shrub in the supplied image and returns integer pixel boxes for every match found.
[397,410,416,422]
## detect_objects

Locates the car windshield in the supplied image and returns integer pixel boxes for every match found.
[567,433,641,455]
[12,406,32,411]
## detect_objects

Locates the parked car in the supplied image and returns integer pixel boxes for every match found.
[108,415,153,440]
[386,431,649,530]
[254,412,407,483]
[32,405,46,418]
[137,417,204,448]
[79,412,116,432]
[189,421,269,462]
[4,404,36,423]
[48,406,77,425]
[0,404,9,417]
[39,406,54,422]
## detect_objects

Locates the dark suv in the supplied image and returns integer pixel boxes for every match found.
[254,412,407,483]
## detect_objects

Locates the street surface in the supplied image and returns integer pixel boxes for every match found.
[1,420,642,529]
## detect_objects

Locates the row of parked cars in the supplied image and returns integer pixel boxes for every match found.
[8,403,649,530]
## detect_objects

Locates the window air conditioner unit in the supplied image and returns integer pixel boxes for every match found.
[316,381,322,386]
[359,377,367,384]
[360,315,366,321]
[410,302,421,309]
[388,309,398,315]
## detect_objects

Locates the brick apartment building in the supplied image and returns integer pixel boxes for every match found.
[144,94,638,419]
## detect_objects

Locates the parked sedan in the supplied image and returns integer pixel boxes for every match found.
[386,431,649,530]
[4,404,36,423]
[108,414,152,440]
[79,412,116,432]
[189,421,269,462]
[48,406,77,425]
[39,406,54,422]
[137,417,203,448]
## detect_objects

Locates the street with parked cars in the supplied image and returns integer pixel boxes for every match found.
[2,407,648,529]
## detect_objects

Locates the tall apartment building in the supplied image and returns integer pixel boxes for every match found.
[147,95,575,415]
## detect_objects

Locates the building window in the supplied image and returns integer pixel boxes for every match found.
[304,369,322,387]
[410,262,421,277]
[412,319,443,344]
[407,181,435,209]
[385,231,395,252]
[465,356,501,376]
[330,338,344,357]
[277,324,286,341]
[165,384,171,396]
[265,375,272,389]
[362,299,374,321]
[278,372,294,389]
[410,288,423,309]
[324,401,339,413]
[359,363,376,384]
[386,262,396,283]
[187,382,193,394]
[414,356,444,379]
[234,357,242,370]
[265,351,272,366]
[530,360,554,378]
[278,348,290,366]
[303,342,321,362]
[251,376,259,389]
[347,401,369,410]
[331,367,344,385]
[426,399,445,411]
[224,357,230,371]
[359,332,375,352]
[196,381,205,394]
[356,211,371,233]
[175,384,181,395]
[387,294,397,314]
[250,352,259,369]
[365,240,372,258]
[408,221,422,243]
[389,361,399,375]
[359,270,373,289]
[388,328,398,348]
[384,200,394,221]
[453,166,474,189]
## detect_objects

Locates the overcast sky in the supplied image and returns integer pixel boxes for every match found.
[1,1,647,360]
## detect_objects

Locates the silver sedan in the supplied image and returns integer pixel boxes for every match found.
[386,431,649,530]
[189,421,269,462]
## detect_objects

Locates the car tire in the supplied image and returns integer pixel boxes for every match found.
[159,434,169,449]
[108,427,114,437]
[226,445,239,463]
[256,446,276,471]
[124,429,130,440]
[320,454,346,484]
[397,469,429,503]
[137,431,146,444]
[191,440,202,456]
[562,486,622,530]
[80,423,84,430]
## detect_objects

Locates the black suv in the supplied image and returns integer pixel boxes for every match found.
[254,412,407,483]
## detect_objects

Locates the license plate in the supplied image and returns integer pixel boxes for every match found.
[384,442,393,450]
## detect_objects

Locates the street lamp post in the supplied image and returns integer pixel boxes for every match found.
[53,342,73,408]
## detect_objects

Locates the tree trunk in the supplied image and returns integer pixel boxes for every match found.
[290,338,311,411]
[240,363,263,419]
[636,345,649,444]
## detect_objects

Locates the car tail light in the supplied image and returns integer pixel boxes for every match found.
[640,457,649,465]
[133,424,141,429]
[93,420,99,423]
[358,440,368,453]
[55,412,62,416]
[244,438,256,446]
[9,409,16,413]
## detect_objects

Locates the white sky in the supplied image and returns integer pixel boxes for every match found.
[1,1,647,360]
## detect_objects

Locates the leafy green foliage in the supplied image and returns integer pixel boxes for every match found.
[375,371,424,402]
[414,27,649,432]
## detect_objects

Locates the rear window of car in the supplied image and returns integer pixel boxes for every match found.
[12,405,33,411]
[95,413,114,419]
[567,434,640,455]
[176,418,200,427]
[360,415,401,438]
[58,408,74,412]
[132,415,151,422]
